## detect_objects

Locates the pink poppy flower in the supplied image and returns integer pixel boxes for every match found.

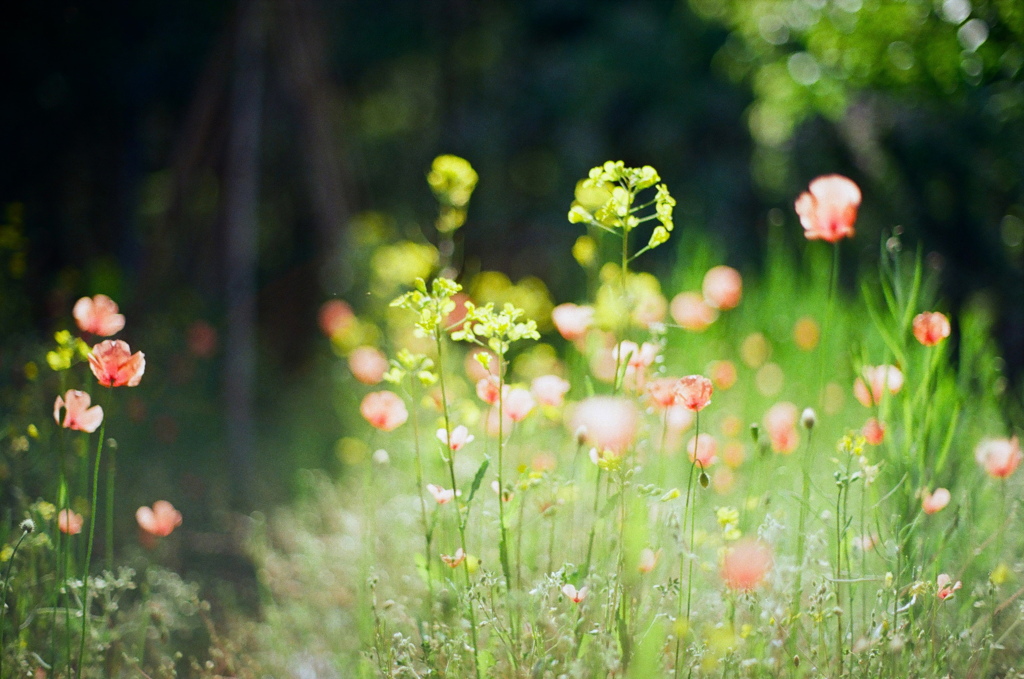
[88,340,146,388]
[348,346,389,385]
[441,548,466,568]
[73,294,125,336]
[709,360,737,390]
[136,501,182,538]
[551,303,594,341]
[687,433,718,467]
[426,484,459,504]
[863,418,886,445]
[476,376,501,405]
[853,365,904,407]
[936,574,962,601]
[675,375,713,412]
[702,266,743,311]
[912,312,951,347]
[922,488,951,515]
[531,375,570,408]
[794,174,861,243]
[437,425,474,452]
[638,548,659,574]
[505,388,535,422]
[670,292,718,331]
[58,509,83,535]
[360,391,408,431]
[318,299,354,338]
[53,390,104,433]
[764,402,800,454]
[722,539,773,592]
[571,397,639,455]
[632,290,668,329]
[647,377,680,409]
[561,584,588,603]
[975,437,1022,479]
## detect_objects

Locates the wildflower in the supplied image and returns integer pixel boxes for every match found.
[702,266,742,311]
[476,376,501,405]
[53,390,104,433]
[709,360,737,390]
[936,574,962,601]
[687,433,718,468]
[562,584,588,603]
[491,481,513,502]
[348,346,389,385]
[58,509,83,535]
[912,312,951,347]
[73,294,125,336]
[852,535,877,552]
[721,539,773,592]
[853,365,904,407]
[551,303,594,341]
[638,548,659,573]
[975,437,1022,479]
[794,174,861,243]
[676,375,713,412]
[441,548,466,568]
[531,375,570,408]
[505,387,536,422]
[437,425,474,452]
[359,391,408,431]
[800,407,817,430]
[670,292,718,331]
[426,484,460,504]
[922,488,951,515]
[614,340,659,390]
[465,348,498,382]
[136,501,182,538]
[647,377,680,409]
[571,397,638,455]
[318,299,354,338]
[19,519,34,534]
[863,418,886,445]
[764,402,800,454]
[88,340,146,388]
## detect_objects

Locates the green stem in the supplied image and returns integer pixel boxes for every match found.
[407,377,434,610]
[791,428,813,648]
[0,527,31,679]
[583,468,603,577]
[77,417,106,677]
[105,446,116,572]
[816,243,840,407]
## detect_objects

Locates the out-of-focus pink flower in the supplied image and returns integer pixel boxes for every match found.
[638,548,659,574]
[670,292,718,331]
[318,299,354,338]
[73,294,125,336]
[922,488,951,515]
[687,433,718,467]
[360,391,408,431]
[445,293,471,331]
[709,360,737,390]
[721,539,773,592]
[349,346,389,385]
[614,341,659,391]
[793,317,820,351]
[426,484,460,504]
[853,365,904,407]
[852,535,877,552]
[476,376,501,405]
[58,509,83,535]
[441,548,466,568]
[863,418,886,445]
[794,174,861,243]
[136,501,182,538]
[88,340,145,388]
[913,312,951,347]
[764,402,800,454]
[491,481,514,502]
[975,437,1022,479]
[937,574,962,601]
[561,584,588,603]
[702,266,743,311]
[437,425,474,452]
[722,442,745,468]
[632,291,668,329]
[676,375,713,412]
[647,377,680,409]
[53,390,104,433]
[552,303,594,341]
[532,375,570,408]
[186,321,218,358]
[505,388,535,422]
[571,397,639,455]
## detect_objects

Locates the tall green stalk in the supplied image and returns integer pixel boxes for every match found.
[77,416,106,677]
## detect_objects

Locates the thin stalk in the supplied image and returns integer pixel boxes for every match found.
[408,377,434,609]
[0,526,32,678]
[78,415,106,678]
[685,411,701,623]
[791,427,814,648]
[434,329,481,679]
[816,244,841,407]
[497,359,512,591]
[583,468,604,577]
[105,446,116,571]
[674,411,700,674]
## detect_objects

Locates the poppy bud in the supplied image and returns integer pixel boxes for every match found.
[699,472,710,488]
[749,423,760,443]
[801,408,816,430]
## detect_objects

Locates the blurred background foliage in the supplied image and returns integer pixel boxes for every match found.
[1,0,1022,515]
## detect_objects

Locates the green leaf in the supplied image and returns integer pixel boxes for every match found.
[466,457,490,505]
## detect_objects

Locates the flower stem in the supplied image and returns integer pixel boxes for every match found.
[0,527,31,679]
[78,416,106,678]
[408,376,434,610]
